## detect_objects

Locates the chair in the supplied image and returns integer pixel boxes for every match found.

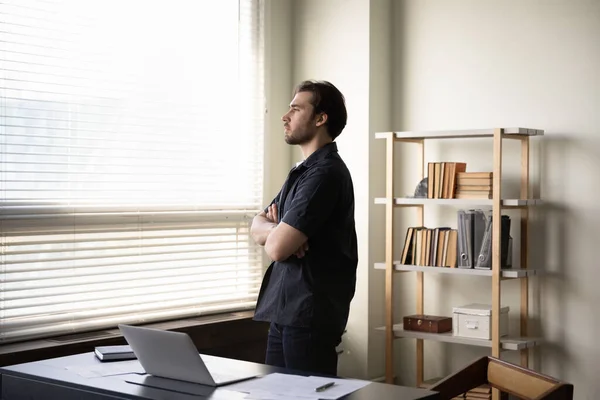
[430,356,573,400]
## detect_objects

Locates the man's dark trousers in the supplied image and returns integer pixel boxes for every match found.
[265,322,340,376]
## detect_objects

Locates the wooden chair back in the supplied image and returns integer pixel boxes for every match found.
[431,356,573,400]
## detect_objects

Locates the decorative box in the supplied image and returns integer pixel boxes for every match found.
[452,303,509,339]
[403,314,452,333]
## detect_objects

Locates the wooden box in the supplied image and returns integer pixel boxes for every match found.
[403,314,452,333]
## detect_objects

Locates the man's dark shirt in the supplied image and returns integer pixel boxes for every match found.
[253,142,358,337]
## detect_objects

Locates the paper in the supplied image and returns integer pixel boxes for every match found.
[225,373,370,400]
[65,360,145,378]
[243,390,313,400]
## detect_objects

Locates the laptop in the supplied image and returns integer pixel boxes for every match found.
[118,324,258,387]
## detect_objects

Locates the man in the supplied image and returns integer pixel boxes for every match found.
[251,80,358,376]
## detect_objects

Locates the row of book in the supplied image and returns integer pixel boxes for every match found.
[400,210,512,269]
[401,226,458,268]
[426,161,495,199]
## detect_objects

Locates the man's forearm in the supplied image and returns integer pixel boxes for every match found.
[250,214,277,246]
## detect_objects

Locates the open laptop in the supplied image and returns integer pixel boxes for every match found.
[118,324,258,387]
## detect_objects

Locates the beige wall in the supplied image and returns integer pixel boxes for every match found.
[264,0,294,202]
[269,0,600,398]
[367,0,392,381]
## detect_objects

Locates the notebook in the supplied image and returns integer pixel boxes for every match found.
[118,324,258,387]
[94,345,136,361]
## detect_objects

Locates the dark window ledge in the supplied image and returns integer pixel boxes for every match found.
[0,310,269,367]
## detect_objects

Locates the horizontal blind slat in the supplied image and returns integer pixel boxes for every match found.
[4,265,265,291]
[6,279,263,315]
[4,268,264,300]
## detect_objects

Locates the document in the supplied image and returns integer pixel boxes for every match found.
[226,373,370,400]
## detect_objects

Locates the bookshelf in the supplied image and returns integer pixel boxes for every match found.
[375,128,543,400]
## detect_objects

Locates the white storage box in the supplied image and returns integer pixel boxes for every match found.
[452,303,509,340]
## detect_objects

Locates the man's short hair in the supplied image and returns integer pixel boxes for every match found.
[294,80,347,140]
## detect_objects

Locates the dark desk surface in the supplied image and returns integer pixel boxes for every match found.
[0,352,438,400]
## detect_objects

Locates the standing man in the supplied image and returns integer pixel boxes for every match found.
[251,80,358,376]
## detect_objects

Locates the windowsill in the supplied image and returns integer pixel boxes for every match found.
[0,310,266,367]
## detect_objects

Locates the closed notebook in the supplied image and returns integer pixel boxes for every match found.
[94,345,136,361]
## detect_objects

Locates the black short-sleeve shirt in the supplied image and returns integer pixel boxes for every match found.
[253,142,358,336]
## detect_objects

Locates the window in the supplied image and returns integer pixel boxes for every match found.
[0,0,265,344]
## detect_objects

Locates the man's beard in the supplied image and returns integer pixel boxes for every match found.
[284,128,315,145]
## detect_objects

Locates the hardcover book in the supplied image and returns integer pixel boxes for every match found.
[94,345,136,361]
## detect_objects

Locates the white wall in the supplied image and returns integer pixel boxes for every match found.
[391,2,600,398]
[275,0,600,397]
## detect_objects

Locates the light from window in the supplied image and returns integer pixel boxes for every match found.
[0,0,265,344]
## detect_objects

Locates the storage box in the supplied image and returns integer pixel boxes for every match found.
[404,314,452,333]
[452,303,509,339]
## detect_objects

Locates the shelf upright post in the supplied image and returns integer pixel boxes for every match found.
[384,133,395,384]
[492,128,503,400]
[520,135,530,368]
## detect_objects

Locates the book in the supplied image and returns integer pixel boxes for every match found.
[457,172,492,179]
[456,177,492,186]
[94,345,136,361]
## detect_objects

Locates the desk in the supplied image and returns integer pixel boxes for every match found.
[0,352,438,400]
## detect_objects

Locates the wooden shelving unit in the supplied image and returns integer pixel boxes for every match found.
[375,128,543,400]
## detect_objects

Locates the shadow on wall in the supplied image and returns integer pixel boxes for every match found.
[533,132,600,399]
[532,132,600,383]
[530,133,570,379]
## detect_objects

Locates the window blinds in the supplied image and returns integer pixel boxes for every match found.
[0,0,265,344]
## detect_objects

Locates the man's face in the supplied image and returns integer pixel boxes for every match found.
[282,91,319,145]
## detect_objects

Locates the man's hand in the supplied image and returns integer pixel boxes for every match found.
[294,240,309,258]
[266,203,279,224]
[250,203,279,246]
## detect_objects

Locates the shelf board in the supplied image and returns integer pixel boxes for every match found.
[374,197,542,207]
[375,128,544,140]
[374,263,537,278]
[375,325,539,350]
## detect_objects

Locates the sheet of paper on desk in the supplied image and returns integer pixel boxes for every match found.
[243,390,313,400]
[65,360,145,378]
[226,372,370,400]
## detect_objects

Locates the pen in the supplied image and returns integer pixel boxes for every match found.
[315,381,335,392]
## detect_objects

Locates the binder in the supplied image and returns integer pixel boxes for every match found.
[475,215,511,269]
[457,209,486,268]
[457,210,471,268]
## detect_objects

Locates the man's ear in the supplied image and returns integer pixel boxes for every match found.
[315,112,328,127]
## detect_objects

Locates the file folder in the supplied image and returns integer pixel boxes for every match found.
[457,209,486,268]
[475,215,511,269]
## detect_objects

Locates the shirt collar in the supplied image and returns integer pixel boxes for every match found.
[297,142,338,169]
